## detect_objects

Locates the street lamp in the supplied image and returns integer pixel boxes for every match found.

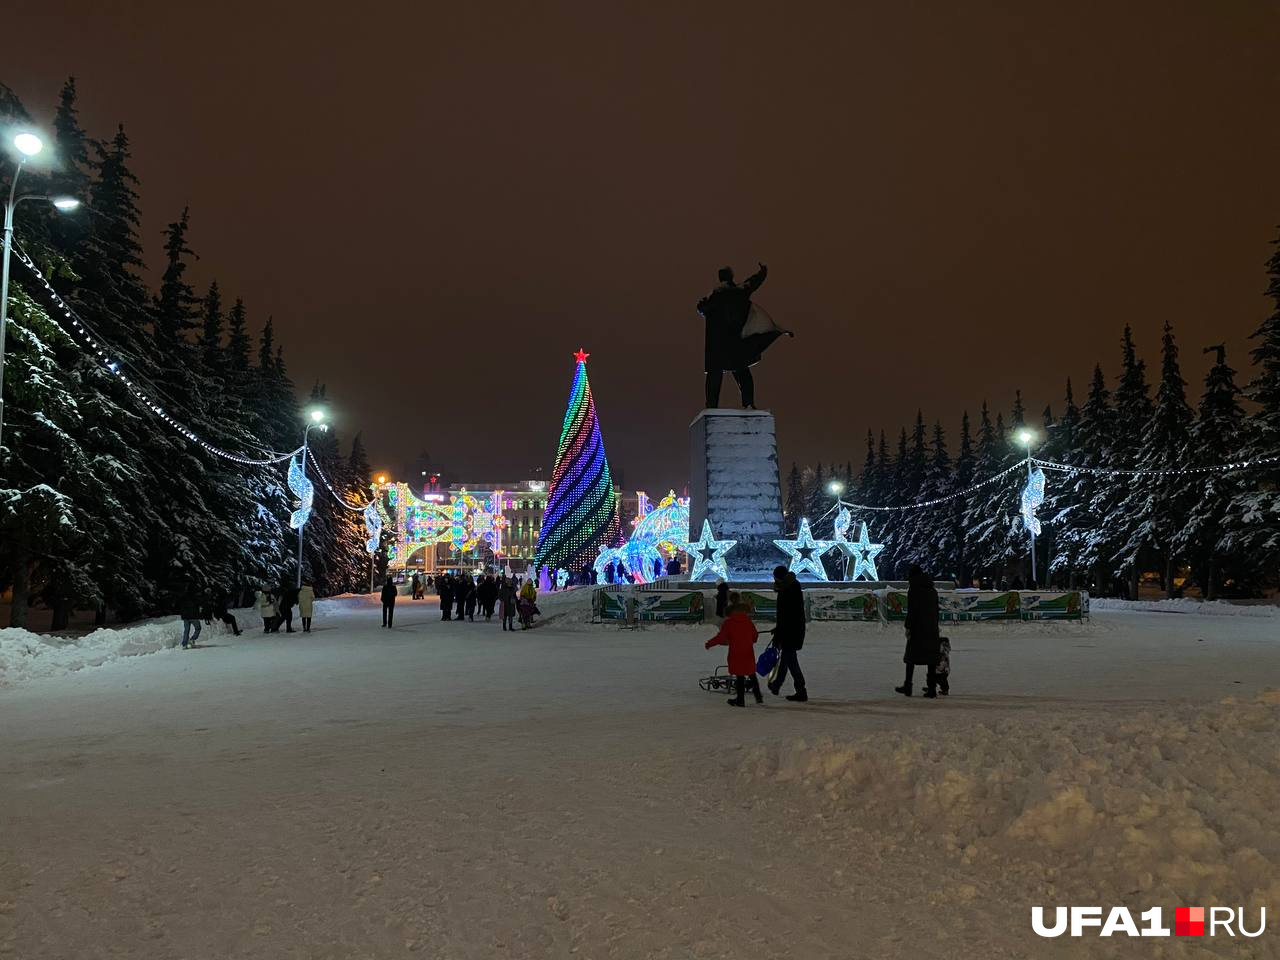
[1,130,81,454]
[1017,428,1037,585]
[296,406,328,588]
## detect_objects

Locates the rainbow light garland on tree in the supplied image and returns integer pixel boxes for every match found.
[534,349,621,572]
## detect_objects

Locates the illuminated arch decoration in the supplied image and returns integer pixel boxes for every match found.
[618,492,690,583]
[382,484,508,569]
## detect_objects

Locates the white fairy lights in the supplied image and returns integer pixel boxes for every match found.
[13,244,294,465]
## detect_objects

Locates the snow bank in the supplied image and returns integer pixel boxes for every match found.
[739,690,1280,911]
[1092,597,1280,618]
[0,620,188,686]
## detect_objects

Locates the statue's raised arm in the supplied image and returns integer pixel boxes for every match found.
[700,261,788,410]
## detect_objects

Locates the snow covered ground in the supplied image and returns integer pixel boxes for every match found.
[2,593,1277,958]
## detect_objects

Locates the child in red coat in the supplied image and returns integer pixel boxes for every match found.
[705,594,763,707]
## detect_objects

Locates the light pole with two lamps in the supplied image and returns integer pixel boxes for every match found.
[1,130,81,453]
[296,407,328,589]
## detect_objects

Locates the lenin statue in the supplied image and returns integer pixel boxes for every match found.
[697,262,792,409]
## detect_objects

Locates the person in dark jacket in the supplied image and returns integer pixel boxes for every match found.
[715,579,730,619]
[767,566,808,701]
[478,575,498,620]
[439,574,453,621]
[178,588,202,649]
[897,565,941,698]
[698,262,791,408]
[277,582,298,634]
[498,578,518,631]
[380,577,398,627]
[205,589,242,636]
[455,577,468,621]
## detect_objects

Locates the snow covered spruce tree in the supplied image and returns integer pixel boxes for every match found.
[1226,230,1280,579]
[1175,345,1246,597]
[1110,322,1193,597]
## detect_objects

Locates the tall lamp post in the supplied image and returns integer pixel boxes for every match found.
[296,407,328,589]
[827,481,845,579]
[1017,428,1036,586]
[1,131,81,453]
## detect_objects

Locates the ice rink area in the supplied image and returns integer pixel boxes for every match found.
[3,592,1277,958]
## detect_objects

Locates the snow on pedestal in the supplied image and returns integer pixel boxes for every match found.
[689,409,785,579]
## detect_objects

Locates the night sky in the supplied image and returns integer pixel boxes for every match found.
[7,2,1280,491]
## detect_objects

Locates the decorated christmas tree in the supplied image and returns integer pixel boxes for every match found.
[534,349,621,572]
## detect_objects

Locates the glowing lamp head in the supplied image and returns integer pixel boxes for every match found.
[828,481,844,495]
[12,132,43,157]
[52,197,81,211]
[376,474,387,485]
[308,407,326,424]
[1017,429,1034,445]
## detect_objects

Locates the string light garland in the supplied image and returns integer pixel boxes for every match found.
[1031,455,1280,477]
[837,460,1029,512]
[305,446,376,512]
[13,244,296,465]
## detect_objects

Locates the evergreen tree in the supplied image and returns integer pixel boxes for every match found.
[951,411,976,586]
[153,208,199,353]
[1227,230,1280,576]
[1043,380,1080,586]
[1177,345,1246,597]
[226,297,251,373]
[1112,321,1193,597]
[199,280,225,371]
[962,403,1011,581]
[784,463,804,526]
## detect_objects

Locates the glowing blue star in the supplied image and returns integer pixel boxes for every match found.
[556,568,569,589]
[846,521,885,581]
[287,453,314,530]
[683,518,737,581]
[773,518,837,581]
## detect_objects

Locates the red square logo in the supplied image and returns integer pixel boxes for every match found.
[1175,907,1205,937]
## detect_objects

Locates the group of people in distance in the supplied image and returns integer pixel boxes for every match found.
[704,563,952,706]
[381,571,540,631]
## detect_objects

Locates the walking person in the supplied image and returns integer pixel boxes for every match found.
[298,582,316,633]
[178,587,202,649]
[478,574,497,621]
[455,576,467,621]
[518,577,539,629]
[381,577,398,628]
[896,565,942,697]
[767,566,808,701]
[705,592,763,707]
[439,573,454,621]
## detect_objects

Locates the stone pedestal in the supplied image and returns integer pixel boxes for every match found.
[689,409,785,579]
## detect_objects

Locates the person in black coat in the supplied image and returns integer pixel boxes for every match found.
[178,588,202,649]
[767,566,808,701]
[380,577,398,628]
[897,565,941,698]
[455,576,469,621]
[715,579,730,619]
[205,589,242,636]
[478,574,498,621]
[439,574,453,621]
[277,582,298,634]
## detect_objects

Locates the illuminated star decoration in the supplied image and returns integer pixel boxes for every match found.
[847,522,885,582]
[774,518,837,581]
[573,347,590,364]
[683,518,737,582]
[287,452,314,530]
[556,568,570,589]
